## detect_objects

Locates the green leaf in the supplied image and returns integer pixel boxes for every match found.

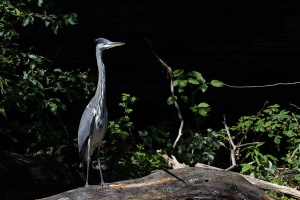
[198,102,209,108]
[198,108,208,116]
[259,126,265,132]
[254,156,261,165]
[295,115,300,119]
[38,0,43,7]
[30,79,37,85]
[199,84,208,93]
[240,164,251,173]
[52,24,59,34]
[266,154,278,161]
[178,80,187,87]
[207,154,214,162]
[15,8,21,16]
[30,63,36,69]
[181,95,189,103]
[178,87,185,93]
[49,102,58,114]
[211,80,224,87]
[23,71,28,79]
[45,20,50,27]
[167,96,177,105]
[37,69,44,76]
[36,80,43,89]
[54,68,63,73]
[289,123,298,130]
[256,142,265,147]
[64,13,78,25]
[173,80,179,87]
[139,130,148,137]
[274,135,282,144]
[22,17,30,26]
[0,108,7,119]
[173,69,184,77]
[271,114,292,119]
[187,71,202,78]
[187,78,199,85]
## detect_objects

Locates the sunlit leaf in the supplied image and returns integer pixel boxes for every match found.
[45,20,50,27]
[173,69,184,77]
[271,114,292,119]
[211,80,224,87]
[187,71,202,79]
[54,68,63,73]
[178,80,187,87]
[198,102,209,108]
[173,80,179,87]
[38,0,43,7]
[167,96,177,105]
[199,84,208,93]
[241,164,251,173]
[22,17,30,26]
[187,78,199,85]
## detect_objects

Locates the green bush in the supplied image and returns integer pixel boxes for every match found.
[219,104,300,199]
[0,0,94,152]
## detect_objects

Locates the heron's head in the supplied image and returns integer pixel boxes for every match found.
[95,38,125,50]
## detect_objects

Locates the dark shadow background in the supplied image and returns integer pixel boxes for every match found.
[21,0,300,137]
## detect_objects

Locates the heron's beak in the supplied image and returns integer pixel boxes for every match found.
[105,42,125,49]
[112,42,125,47]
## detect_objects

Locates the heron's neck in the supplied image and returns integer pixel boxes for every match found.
[95,48,106,107]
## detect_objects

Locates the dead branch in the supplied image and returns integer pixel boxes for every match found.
[223,81,300,88]
[144,38,184,151]
[222,114,260,171]
[290,103,300,110]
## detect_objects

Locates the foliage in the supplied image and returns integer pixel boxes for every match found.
[138,121,173,151]
[167,69,224,165]
[167,69,223,129]
[176,128,225,165]
[0,0,95,152]
[107,94,168,181]
[109,93,138,141]
[219,104,300,199]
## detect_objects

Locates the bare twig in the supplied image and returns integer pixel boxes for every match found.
[224,82,300,88]
[144,38,184,151]
[290,103,300,110]
[222,115,259,171]
[257,101,269,115]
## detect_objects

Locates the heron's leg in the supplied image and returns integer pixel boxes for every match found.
[97,144,105,187]
[85,137,91,187]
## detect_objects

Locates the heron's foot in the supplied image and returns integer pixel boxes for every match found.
[100,182,110,189]
[85,183,91,187]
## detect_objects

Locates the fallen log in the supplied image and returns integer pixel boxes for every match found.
[40,167,273,200]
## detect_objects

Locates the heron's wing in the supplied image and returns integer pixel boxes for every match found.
[78,102,95,153]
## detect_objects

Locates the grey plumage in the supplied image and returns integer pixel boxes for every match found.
[78,38,124,186]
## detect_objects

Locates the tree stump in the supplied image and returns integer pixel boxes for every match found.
[40,167,272,200]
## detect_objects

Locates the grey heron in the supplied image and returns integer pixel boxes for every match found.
[78,38,125,186]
